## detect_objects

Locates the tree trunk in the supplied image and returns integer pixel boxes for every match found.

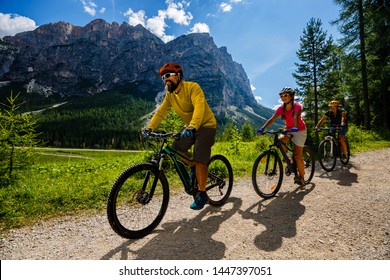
[9,145,14,178]
[358,0,371,129]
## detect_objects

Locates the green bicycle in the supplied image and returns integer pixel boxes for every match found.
[107,131,233,239]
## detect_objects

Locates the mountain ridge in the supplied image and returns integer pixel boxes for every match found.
[0,19,281,140]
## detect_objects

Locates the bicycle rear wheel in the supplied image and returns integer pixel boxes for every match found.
[107,163,169,239]
[302,145,315,184]
[206,154,233,206]
[318,139,337,172]
[252,150,283,199]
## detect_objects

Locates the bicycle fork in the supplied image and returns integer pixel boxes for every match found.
[265,151,278,177]
[137,158,165,204]
[324,135,334,157]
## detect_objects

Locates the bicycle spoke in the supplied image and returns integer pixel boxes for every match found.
[107,164,169,239]
[252,151,282,199]
[206,155,233,206]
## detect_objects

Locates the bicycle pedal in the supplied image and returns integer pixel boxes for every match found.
[285,166,291,176]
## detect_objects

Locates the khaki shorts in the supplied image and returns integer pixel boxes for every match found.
[290,129,307,147]
[172,127,216,166]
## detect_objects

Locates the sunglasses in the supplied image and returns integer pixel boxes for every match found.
[279,94,289,98]
[161,72,178,80]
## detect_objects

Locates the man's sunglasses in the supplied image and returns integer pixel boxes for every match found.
[279,94,289,98]
[161,73,178,80]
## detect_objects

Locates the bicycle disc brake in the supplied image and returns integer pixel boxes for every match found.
[134,190,151,204]
[266,169,277,179]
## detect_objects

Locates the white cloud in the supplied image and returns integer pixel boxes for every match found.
[254,96,262,104]
[80,0,97,16]
[124,9,146,26]
[124,0,194,43]
[165,1,193,25]
[220,3,233,12]
[0,13,37,38]
[251,84,256,92]
[99,8,106,14]
[190,22,210,34]
[219,0,244,13]
[146,12,168,38]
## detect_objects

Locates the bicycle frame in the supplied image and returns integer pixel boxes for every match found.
[148,133,196,196]
[267,131,298,176]
[161,145,195,192]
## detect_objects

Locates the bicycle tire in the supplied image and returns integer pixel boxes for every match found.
[206,154,233,206]
[107,163,169,239]
[252,150,283,199]
[340,139,350,165]
[318,139,337,172]
[302,145,315,184]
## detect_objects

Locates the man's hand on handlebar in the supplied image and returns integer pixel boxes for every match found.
[181,126,196,138]
[141,128,152,139]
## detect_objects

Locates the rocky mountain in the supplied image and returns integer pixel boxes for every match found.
[0,19,276,125]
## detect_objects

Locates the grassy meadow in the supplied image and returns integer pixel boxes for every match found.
[1,127,389,231]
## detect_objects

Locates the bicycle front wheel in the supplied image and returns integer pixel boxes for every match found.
[252,150,283,199]
[302,145,315,184]
[318,139,337,172]
[107,163,169,239]
[206,154,233,206]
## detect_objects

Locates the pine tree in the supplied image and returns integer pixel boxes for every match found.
[0,92,40,185]
[333,0,371,129]
[365,0,390,129]
[293,18,333,127]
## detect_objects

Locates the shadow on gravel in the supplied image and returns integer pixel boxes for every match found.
[317,163,358,187]
[239,183,315,252]
[100,197,242,260]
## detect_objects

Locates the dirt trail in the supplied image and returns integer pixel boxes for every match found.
[1,148,389,260]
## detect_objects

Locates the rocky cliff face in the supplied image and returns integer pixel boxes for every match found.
[0,19,257,107]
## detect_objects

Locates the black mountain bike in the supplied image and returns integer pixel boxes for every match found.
[107,131,233,239]
[252,130,315,199]
[316,127,350,172]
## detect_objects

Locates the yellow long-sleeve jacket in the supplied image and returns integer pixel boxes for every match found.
[147,80,217,131]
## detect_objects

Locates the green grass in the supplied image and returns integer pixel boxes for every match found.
[1,130,389,231]
[0,149,150,230]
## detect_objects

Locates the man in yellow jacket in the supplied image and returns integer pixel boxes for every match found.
[145,62,217,210]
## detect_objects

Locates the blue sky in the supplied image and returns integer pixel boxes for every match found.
[0,0,341,109]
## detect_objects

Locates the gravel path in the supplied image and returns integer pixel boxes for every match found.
[1,148,389,260]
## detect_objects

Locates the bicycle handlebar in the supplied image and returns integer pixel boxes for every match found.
[259,129,290,135]
[141,130,181,141]
[314,126,345,132]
